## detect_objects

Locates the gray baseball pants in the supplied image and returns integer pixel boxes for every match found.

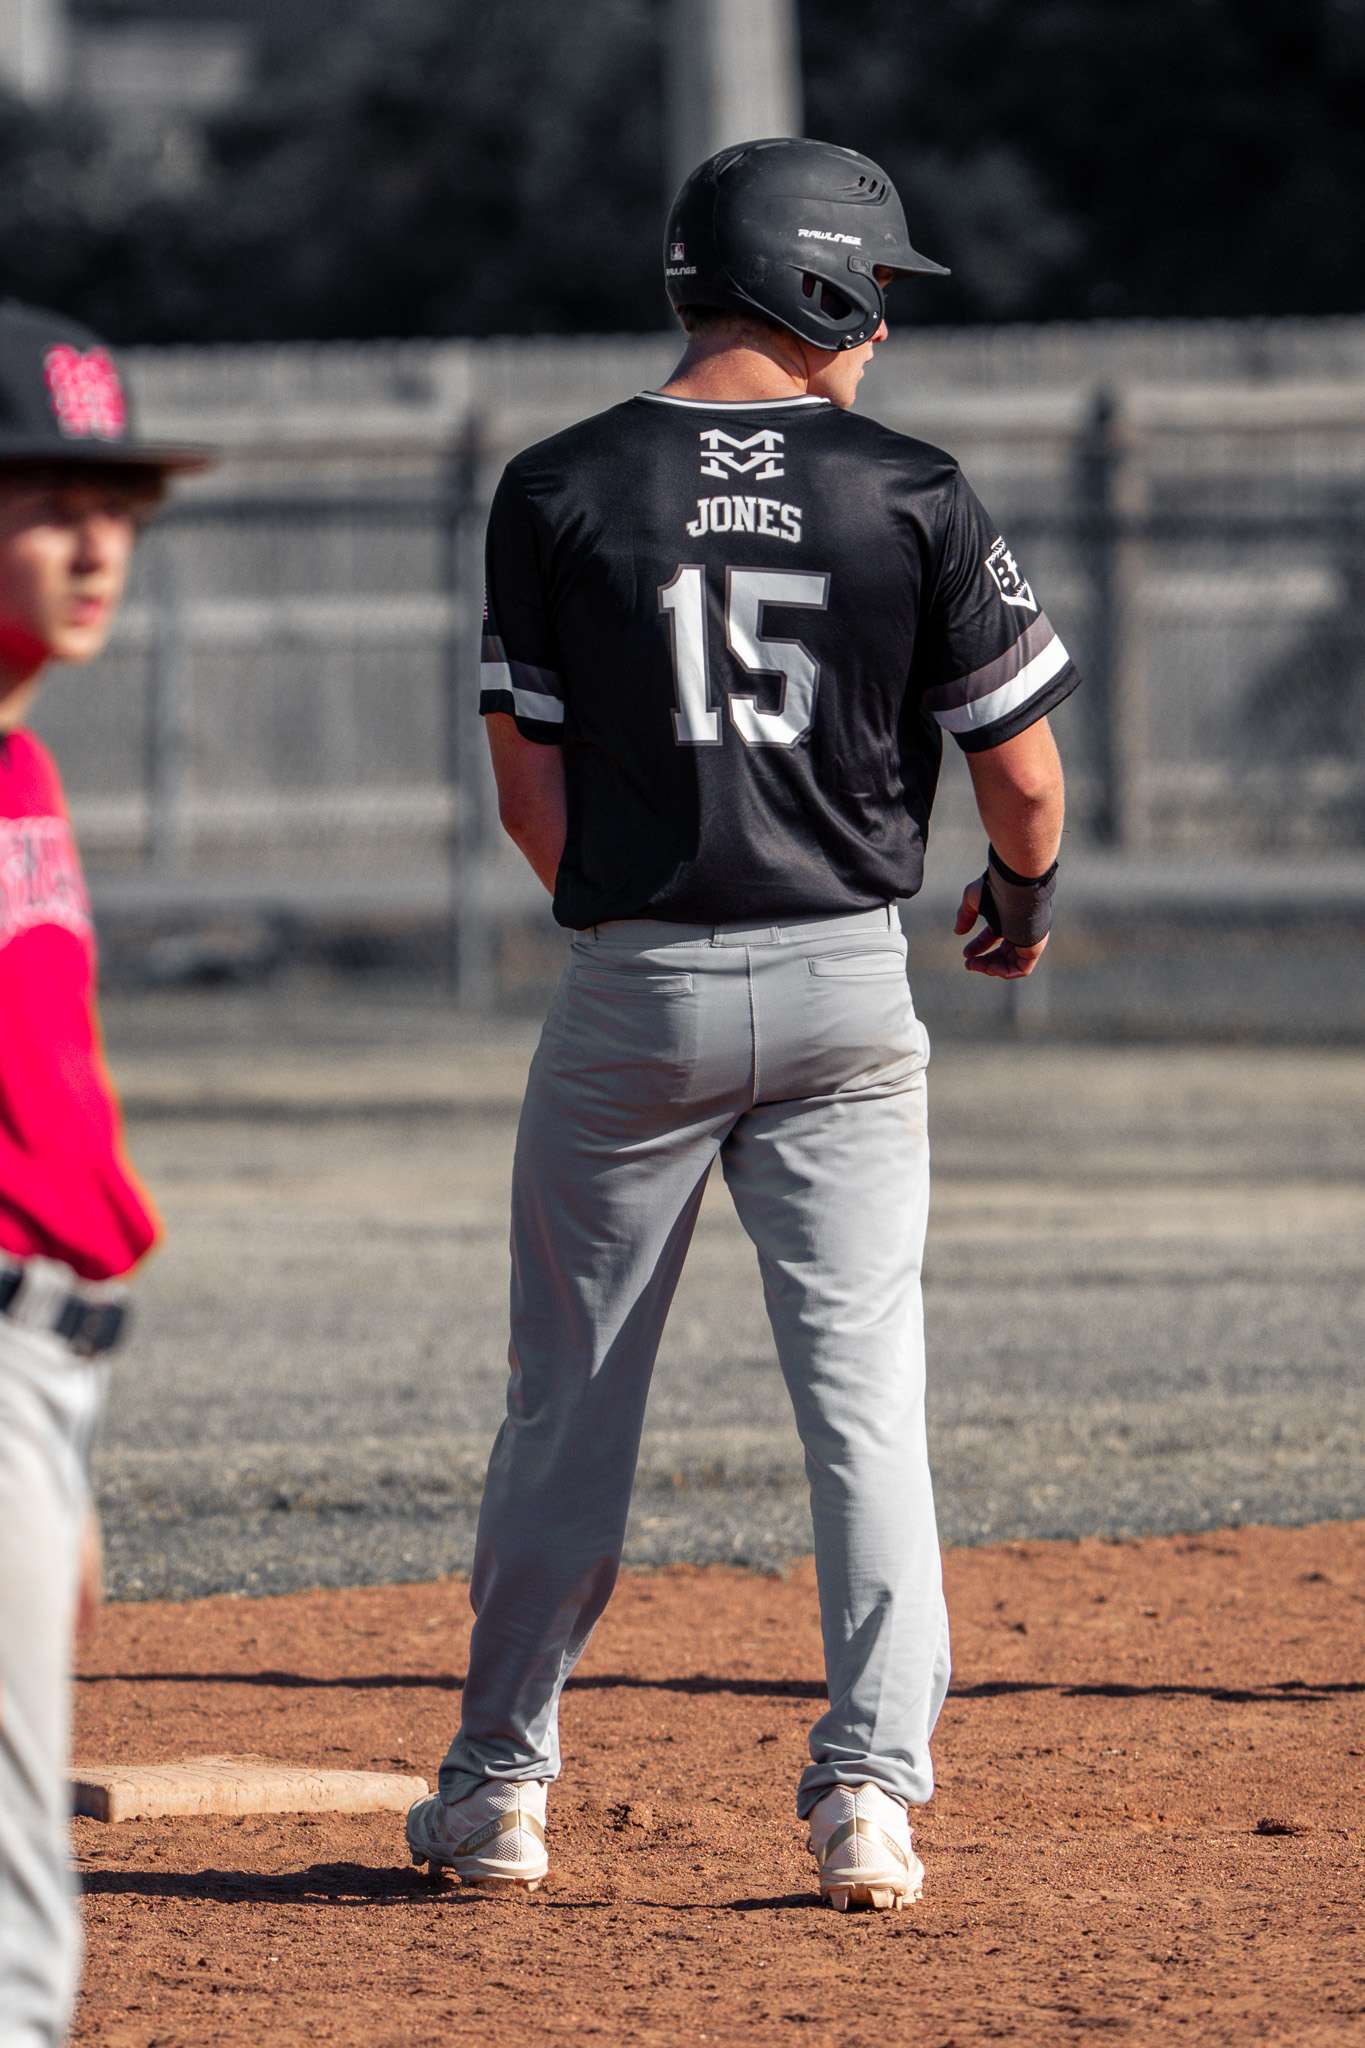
[0,1309,105,2048]
[440,904,950,1820]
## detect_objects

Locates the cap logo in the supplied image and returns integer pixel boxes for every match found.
[43,344,127,442]
[670,241,686,262]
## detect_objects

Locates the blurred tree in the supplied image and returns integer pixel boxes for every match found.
[1,0,664,342]
[0,0,1360,339]
[190,0,664,340]
[0,93,114,314]
[800,0,1365,324]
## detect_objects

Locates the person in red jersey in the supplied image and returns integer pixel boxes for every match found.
[0,300,212,2048]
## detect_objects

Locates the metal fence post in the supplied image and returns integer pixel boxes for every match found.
[442,416,496,1005]
[1077,387,1151,849]
[665,0,802,201]
[146,536,189,869]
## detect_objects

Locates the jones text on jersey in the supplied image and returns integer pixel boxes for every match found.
[686,495,803,543]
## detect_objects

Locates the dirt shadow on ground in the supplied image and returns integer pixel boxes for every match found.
[81,1863,827,1914]
[80,1863,428,1905]
[75,1668,1360,1703]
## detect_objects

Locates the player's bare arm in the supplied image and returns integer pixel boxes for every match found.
[486,709,567,894]
[954,718,1066,980]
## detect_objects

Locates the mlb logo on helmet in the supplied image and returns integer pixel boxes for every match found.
[670,241,686,263]
[44,345,127,442]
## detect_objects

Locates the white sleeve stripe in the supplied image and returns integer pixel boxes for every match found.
[480,658,565,723]
[923,614,1056,714]
[932,635,1070,734]
[513,686,565,724]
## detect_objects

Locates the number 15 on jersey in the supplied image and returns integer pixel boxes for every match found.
[659,565,830,749]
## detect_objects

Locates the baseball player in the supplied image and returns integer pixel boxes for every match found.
[407,138,1076,1909]
[0,301,211,2045]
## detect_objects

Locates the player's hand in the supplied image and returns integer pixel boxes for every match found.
[954,878,1050,979]
[76,1506,104,1642]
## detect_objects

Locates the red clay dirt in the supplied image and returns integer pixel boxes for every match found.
[72,1523,1364,2047]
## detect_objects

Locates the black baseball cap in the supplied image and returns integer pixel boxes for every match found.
[0,300,214,474]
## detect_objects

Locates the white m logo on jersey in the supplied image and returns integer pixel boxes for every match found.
[698,427,785,483]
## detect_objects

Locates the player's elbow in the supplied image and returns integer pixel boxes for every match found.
[968,721,1065,812]
[996,761,1063,814]
[981,772,1065,858]
[497,790,535,846]
[496,785,562,859]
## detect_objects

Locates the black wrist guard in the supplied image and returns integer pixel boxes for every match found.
[976,846,1058,946]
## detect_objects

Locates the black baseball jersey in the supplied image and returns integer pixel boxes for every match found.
[479,392,1079,929]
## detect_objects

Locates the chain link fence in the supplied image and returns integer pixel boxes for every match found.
[31,322,1365,1037]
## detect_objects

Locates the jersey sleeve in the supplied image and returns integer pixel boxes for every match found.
[478,465,565,744]
[915,468,1080,753]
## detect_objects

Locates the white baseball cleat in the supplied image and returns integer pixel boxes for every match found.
[806,1782,925,1912]
[406,1779,549,1890]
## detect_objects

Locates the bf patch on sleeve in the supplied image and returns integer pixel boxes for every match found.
[984,535,1037,612]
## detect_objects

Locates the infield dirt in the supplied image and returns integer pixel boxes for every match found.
[73,1521,1362,2047]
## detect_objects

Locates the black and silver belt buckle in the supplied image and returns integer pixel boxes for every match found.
[59,1296,129,1359]
[0,1259,129,1358]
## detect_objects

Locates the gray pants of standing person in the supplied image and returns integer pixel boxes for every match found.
[440,904,950,1820]
[0,1311,105,2048]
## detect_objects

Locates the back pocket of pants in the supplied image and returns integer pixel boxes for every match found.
[808,950,906,981]
[570,961,694,995]
[557,957,700,1094]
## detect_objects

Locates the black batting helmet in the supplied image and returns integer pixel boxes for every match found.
[664,136,949,352]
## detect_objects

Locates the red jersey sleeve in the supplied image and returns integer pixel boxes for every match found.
[0,731,158,1281]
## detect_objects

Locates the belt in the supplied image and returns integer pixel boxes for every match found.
[587,905,898,948]
[0,1257,130,1359]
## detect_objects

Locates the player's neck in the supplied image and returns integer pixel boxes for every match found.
[658,330,815,406]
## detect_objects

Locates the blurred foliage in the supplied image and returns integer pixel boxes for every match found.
[0,0,1361,341]
[802,0,1365,323]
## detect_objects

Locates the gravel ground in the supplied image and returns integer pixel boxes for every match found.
[94,992,1365,1599]
[72,1527,1365,2048]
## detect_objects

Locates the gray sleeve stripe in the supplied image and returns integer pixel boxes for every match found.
[923,615,1058,714]
[932,635,1071,735]
[480,652,564,703]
